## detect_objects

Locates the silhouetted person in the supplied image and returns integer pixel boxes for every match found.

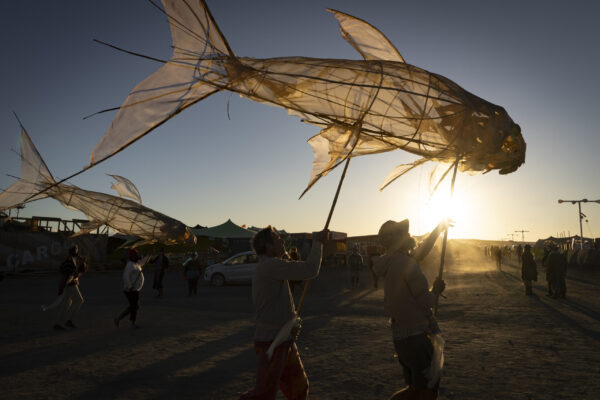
[373,219,448,400]
[288,246,301,292]
[115,249,145,329]
[368,254,380,289]
[151,247,169,298]
[521,244,537,295]
[52,245,86,330]
[348,245,364,290]
[494,247,503,271]
[544,245,567,298]
[240,226,328,400]
[183,252,201,296]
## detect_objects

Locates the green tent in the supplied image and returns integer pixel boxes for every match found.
[191,219,254,239]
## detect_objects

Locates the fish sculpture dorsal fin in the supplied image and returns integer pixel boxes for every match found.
[327,9,405,63]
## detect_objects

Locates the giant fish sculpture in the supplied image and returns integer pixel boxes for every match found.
[0,124,195,246]
[91,0,525,194]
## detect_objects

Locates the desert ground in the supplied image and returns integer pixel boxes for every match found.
[1,242,599,399]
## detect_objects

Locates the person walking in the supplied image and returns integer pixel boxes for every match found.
[521,244,537,295]
[368,253,380,289]
[373,219,448,400]
[495,247,503,271]
[51,245,86,330]
[183,252,201,296]
[240,226,328,400]
[151,248,169,298]
[115,249,145,329]
[288,246,301,293]
[543,244,563,297]
[545,246,567,299]
[348,245,364,290]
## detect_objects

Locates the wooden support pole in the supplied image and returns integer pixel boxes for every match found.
[296,158,351,315]
[433,159,459,315]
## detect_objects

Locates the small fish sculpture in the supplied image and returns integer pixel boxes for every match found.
[91,0,525,194]
[0,124,195,246]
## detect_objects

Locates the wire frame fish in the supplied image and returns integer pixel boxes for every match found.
[88,0,525,196]
[0,123,195,247]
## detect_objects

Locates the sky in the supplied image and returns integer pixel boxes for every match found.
[1,0,600,241]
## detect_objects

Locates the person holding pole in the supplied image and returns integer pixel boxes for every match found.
[373,219,449,400]
[240,226,328,400]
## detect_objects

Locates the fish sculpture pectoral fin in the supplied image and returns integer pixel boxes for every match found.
[301,124,362,198]
[379,158,429,191]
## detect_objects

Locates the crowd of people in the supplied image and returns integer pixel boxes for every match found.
[41,225,588,399]
[485,243,568,298]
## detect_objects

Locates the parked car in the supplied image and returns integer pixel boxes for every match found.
[204,251,259,286]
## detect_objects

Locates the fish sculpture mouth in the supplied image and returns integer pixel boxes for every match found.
[498,123,526,175]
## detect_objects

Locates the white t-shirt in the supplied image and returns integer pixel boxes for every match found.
[123,261,144,291]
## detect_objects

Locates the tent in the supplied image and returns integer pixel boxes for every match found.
[191,219,254,239]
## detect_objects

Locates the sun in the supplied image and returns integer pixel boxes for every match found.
[417,188,469,238]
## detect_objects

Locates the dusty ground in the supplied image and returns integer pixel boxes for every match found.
[1,243,599,399]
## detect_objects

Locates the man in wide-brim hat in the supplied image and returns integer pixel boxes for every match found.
[373,218,449,400]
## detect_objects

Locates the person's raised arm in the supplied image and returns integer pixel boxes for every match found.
[413,219,452,262]
[270,230,329,281]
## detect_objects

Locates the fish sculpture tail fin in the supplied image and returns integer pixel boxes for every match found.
[0,122,56,212]
[158,0,235,60]
[90,0,235,166]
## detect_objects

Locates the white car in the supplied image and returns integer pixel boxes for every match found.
[204,251,259,286]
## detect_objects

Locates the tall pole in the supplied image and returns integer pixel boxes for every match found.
[558,198,600,249]
[514,230,529,242]
[578,202,584,249]
[296,158,351,314]
[433,159,459,316]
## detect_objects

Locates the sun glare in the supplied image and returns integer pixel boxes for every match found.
[417,188,469,238]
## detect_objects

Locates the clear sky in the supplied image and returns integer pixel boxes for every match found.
[1,0,599,241]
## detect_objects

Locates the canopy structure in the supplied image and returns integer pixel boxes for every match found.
[191,219,254,239]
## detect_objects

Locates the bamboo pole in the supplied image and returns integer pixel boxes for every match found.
[433,159,459,315]
[296,157,351,314]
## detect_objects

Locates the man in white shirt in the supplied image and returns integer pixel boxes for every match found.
[241,226,328,400]
[115,249,145,329]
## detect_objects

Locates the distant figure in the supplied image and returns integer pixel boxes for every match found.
[494,247,503,271]
[373,219,448,400]
[115,249,145,329]
[51,245,86,330]
[516,244,523,263]
[348,245,364,290]
[368,254,380,289]
[239,226,328,400]
[151,248,169,298]
[544,245,567,298]
[183,253,201,296]
[521,244,537,296]
[288,246,301,292]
